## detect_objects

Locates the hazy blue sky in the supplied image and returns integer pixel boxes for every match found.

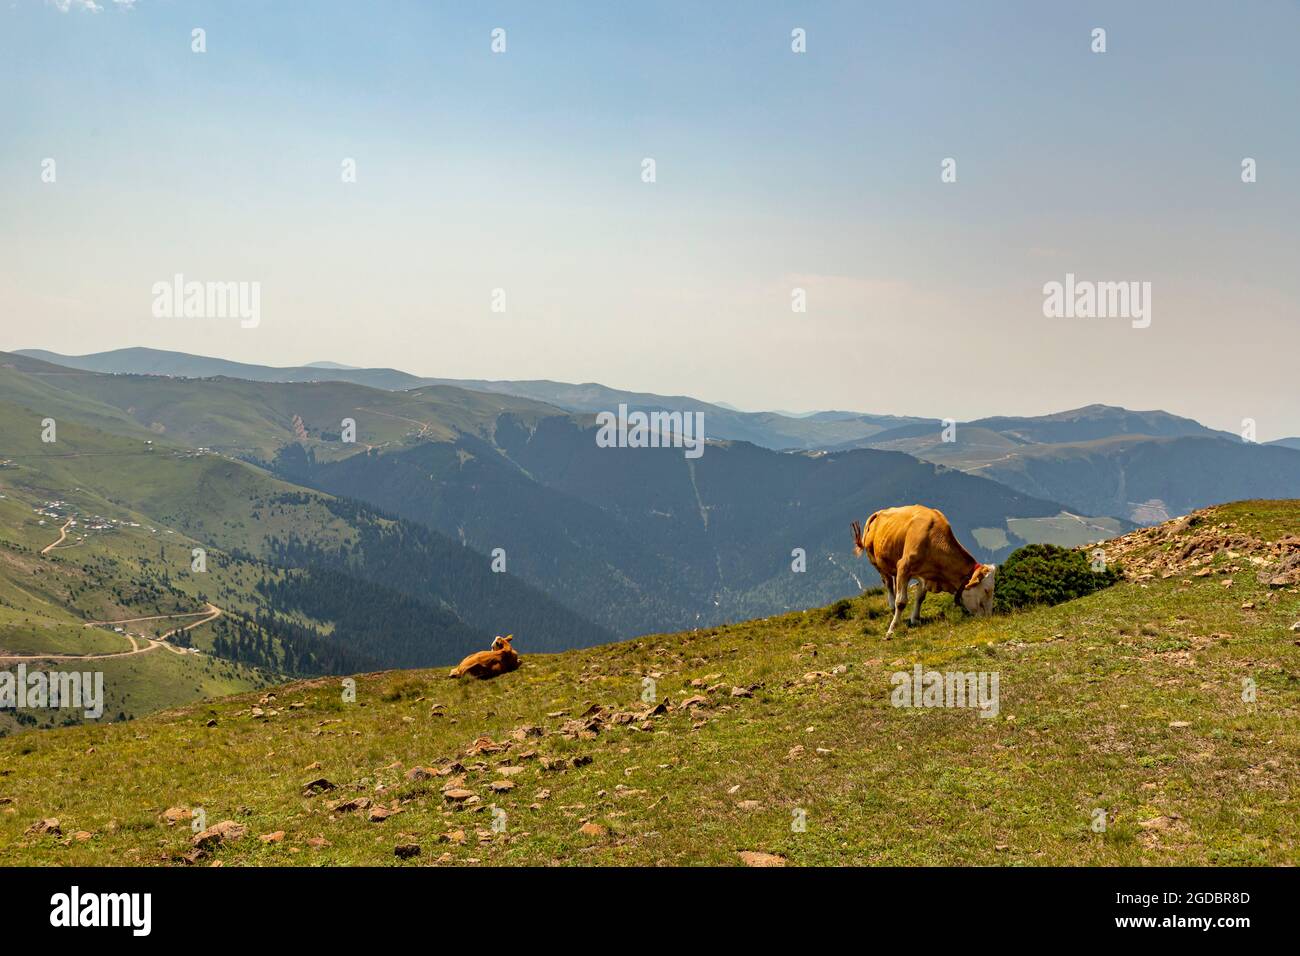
[3,1,1298,437]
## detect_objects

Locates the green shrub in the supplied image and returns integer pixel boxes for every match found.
[823,598,854,621]
[994,544,1122,612]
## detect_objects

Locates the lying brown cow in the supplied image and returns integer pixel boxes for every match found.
[449,635,520,679]
[851,505,995,637]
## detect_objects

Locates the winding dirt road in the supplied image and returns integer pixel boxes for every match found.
[39,517,74,555]
[0,603,222,663]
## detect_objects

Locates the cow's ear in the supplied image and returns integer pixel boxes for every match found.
[965,565,988,589]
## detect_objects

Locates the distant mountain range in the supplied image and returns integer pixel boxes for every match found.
[14,347,1300,528]
[8,345,1300,725]
[14,348,932,451]
[828,405,1300,523]
[1,350,1069,640]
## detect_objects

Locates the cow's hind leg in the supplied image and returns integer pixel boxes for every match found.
[886,570,910,637]
[883,575,896,611]
[909,581,927,626]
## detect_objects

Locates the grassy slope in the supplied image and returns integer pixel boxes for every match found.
[0,353,562,462]
[1,396,613,727]
[0,403,354,728]
[2,500,1295,866]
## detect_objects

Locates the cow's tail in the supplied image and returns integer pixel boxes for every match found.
[850,511,880,557]
[852,512,883,556]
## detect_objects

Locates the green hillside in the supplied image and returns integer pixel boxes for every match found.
[3,501,1295,866]
[0,352,556,462]
[0,396,611,729]
[2,353,1084,637]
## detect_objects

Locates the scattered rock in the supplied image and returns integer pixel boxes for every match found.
[394,843,421,859]
[162,807,191,826]
[192,820,247,849]
[259,830,285,844]
[558,717,601,740]
[26,818,60,836]
[465,736,509,757]
[488,779,515,793]
[302,777,336,796]
[327,797,372,814]
[578,822,608,838]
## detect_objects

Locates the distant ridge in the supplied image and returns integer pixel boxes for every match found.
[14,348,927,451]
[14,347,424,391]
[822,403,1300,524]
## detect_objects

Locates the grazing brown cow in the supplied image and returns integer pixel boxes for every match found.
[850,505,995,637]
[449,635,520,679]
